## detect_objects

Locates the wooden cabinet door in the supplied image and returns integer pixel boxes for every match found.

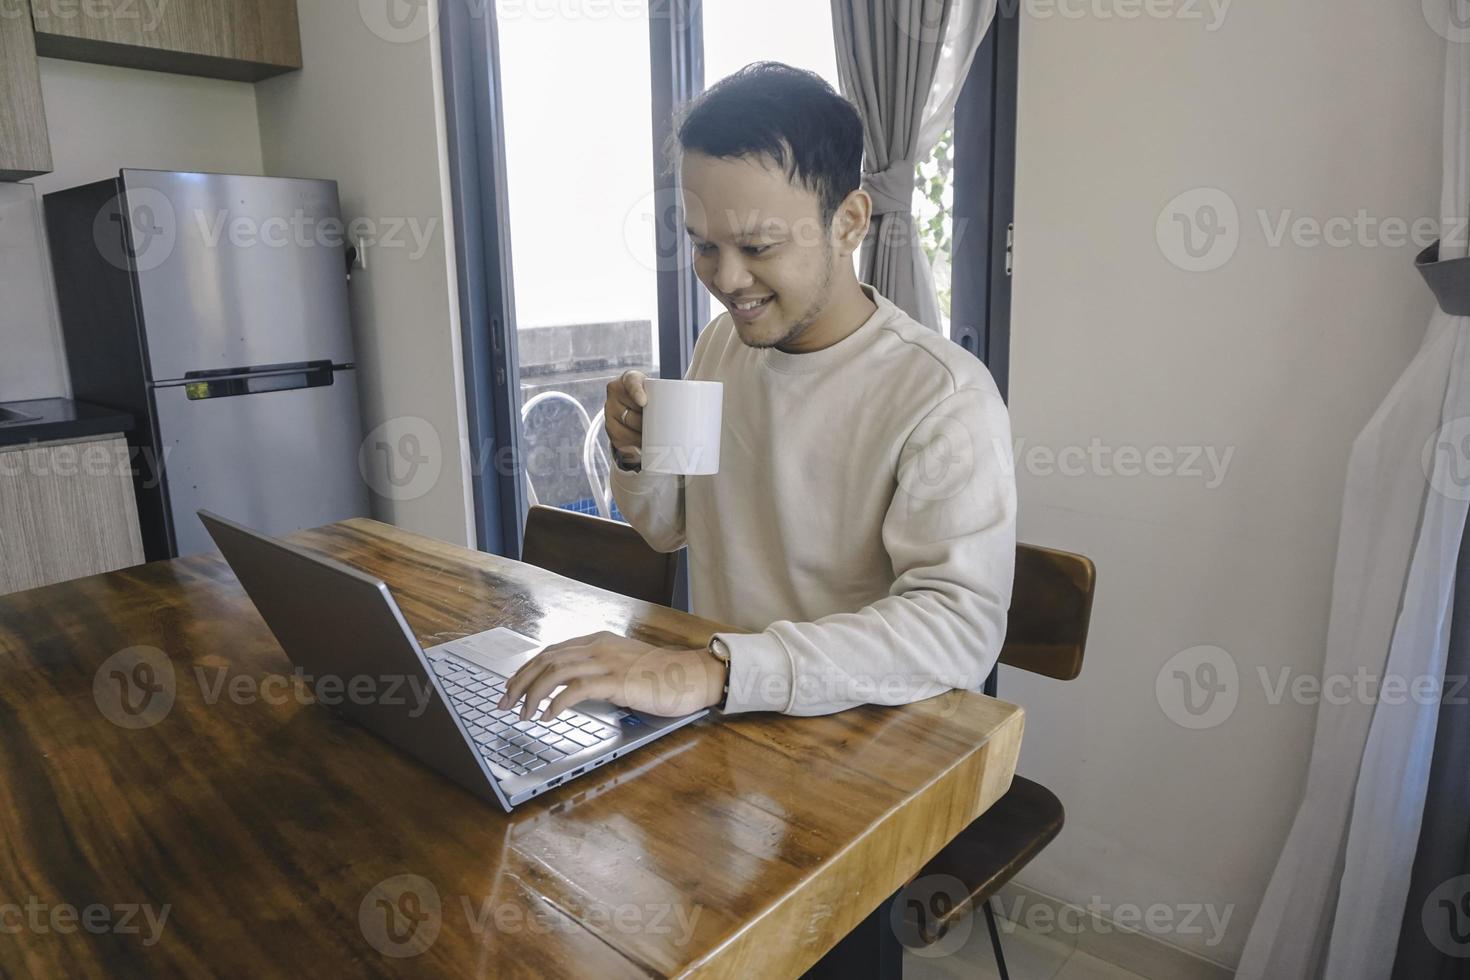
[0,435,146,594]
[0,3,52,181]
[31,0,302,83]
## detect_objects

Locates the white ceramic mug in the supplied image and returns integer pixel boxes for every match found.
[640,379,723,475]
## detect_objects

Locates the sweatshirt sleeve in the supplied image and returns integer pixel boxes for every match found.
[715,384,1017,715]
[610,466,686,553]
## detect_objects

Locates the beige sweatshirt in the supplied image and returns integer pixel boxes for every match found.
[611,284,1016,715]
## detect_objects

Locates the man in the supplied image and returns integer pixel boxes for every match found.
[500,62,1015,721]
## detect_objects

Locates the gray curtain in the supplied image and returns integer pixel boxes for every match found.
[830,0,995,331]
[1391,506,1470,979]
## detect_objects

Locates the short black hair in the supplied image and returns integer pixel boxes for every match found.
[669,62,865,226]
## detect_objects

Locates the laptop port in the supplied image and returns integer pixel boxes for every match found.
[547,776,562,788]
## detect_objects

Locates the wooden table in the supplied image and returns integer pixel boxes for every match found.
[0,518,1024,977]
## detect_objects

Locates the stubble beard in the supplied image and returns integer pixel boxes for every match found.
[745,241,836,351]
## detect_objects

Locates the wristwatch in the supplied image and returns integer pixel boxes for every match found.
[707,635,731,710]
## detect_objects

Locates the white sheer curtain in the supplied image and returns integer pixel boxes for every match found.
[1236,23,1470,979]
[831,0,996,331]
[918,0,994,150]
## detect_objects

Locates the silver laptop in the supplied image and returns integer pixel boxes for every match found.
[198,511,708,812]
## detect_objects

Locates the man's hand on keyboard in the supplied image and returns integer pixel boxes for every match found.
[496,631,726,722]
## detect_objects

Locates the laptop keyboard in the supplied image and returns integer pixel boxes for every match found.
[431,654,619,777]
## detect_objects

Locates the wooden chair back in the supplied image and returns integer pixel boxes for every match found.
[521,505,679,607]
[997,544,1096,681]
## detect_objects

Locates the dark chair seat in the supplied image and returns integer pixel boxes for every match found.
[907,775,1065,940]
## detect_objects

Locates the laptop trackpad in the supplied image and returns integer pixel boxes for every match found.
[448,627,544,676]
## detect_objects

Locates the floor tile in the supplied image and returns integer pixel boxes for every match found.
[901,910,1156,980]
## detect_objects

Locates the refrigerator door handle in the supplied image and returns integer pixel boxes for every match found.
[165,360,341,401]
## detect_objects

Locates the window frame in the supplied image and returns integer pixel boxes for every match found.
[950,0,1019,403]
[650,0,712,379]
[440,0,526,557]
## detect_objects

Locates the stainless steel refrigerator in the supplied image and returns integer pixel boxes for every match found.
[46,169,371,561]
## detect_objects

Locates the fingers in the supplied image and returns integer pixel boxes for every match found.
[518,661,606,721]
[604,382,644,433]
[608,403,643,435]
[497,647,575,713]
[541,675,618,722]
[621,370,649,409]
[604,373,646,463]
[496,658,546,714]
[498,645,605,720]
[604,406,642,450]
[497,632,647,722]
[499,661,568,719]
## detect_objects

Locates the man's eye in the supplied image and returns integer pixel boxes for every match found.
[693,242,716,255]
[742,245,772,257]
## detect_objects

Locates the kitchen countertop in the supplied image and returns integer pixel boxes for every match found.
[0,398,135,449]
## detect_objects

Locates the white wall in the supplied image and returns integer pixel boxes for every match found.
[1005,0,1442,967]
[2,59,263,402]
[254,1,474,548]
[29,58,265,197]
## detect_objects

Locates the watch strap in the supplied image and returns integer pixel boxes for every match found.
[707,636,731,710]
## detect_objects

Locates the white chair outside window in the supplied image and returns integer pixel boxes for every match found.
[519,391,613,520]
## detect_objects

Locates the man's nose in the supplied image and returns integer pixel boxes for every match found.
[711,251,753,295]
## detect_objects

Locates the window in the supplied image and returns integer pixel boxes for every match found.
[916,127,957,337]
[701,0,840,90]
[495,1,660,522]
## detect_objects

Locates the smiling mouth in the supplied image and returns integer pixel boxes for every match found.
[730,295,774,312]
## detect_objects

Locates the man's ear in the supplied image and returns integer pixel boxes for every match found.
[832,189,873,257]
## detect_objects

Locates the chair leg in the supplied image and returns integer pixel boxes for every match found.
[979,670,1010,978]
[984,898,1010,980]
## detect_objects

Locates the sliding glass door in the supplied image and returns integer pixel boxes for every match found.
[495,3,662,523]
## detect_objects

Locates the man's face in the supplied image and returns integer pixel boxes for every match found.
[680,152,841,349]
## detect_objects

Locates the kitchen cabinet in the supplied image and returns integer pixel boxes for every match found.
[30,0,302,83]
[0,433,146,595]
[0,400,145,595]
[0,3,52,181]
